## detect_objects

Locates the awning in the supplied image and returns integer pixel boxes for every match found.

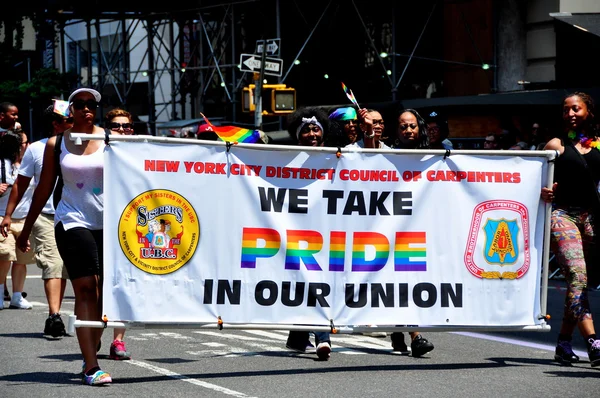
[550,12,600,38]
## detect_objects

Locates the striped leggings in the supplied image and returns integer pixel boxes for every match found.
[550,208,595,324]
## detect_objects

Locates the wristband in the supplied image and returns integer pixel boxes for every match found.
[364,131,375,138]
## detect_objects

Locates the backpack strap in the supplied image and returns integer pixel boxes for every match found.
[55,133,63,180]
[1,158,5,184]
[52,133,64,209]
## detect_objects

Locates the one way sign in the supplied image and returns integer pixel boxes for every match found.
[239,53,283,77]
[256,38,280,56]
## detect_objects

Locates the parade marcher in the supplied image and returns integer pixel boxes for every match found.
[361,107,435,357]
[103,107,134,359]
[17,88,113,385]
[0,129,36,311]
[541,91,600,367]
[284,106,332,360]
[0,102,20,303]
[1,106,72,336]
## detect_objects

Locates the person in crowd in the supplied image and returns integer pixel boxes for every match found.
[483,133,500,150]
[529,121,554,151]
[0,102,20,303]
[508,130,530,150]
[425,111,453,150]
[0,129,35,310]
[1,106,72,337]
[0,102,19,135]
[106,108,134,136]
[101,108,134,359]
[361,107,435,357]
[540,91,600,368]
[351,108,390,149]
[283,106,332,360]
[328,106,360,148]
[16,88,113,385]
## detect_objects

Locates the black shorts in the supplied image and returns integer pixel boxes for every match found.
[54,223,103,280]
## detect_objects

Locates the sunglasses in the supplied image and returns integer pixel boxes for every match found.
[63,117,74,123]
[110,122,133,131]
[71,100,99,110]
[399,123,418,131]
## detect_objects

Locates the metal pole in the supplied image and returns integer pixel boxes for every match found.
[169,20,177,120]
[276,0,283,130]
[231,7,237,122]
[254,40,267,130]
[146,19,157,135]
[27,57,33,132]
[391,2,397,101]
[395,2,437,90]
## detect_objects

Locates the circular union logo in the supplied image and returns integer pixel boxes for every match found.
[118,189,199,275]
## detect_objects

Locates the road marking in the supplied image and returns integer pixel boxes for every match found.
[126,359,256,397]
[453,331,589,358]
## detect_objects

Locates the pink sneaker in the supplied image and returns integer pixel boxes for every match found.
[109,339,131,360]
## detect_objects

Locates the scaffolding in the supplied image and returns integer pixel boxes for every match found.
[39,0,494,135]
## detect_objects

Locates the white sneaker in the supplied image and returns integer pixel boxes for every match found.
[9,295,33,310]
[316,342,331,360]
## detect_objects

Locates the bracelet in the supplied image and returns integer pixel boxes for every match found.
[364,132,375,138]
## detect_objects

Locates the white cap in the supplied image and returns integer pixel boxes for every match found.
[68,88,101,103]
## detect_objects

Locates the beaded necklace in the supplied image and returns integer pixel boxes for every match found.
[568,130,600,150]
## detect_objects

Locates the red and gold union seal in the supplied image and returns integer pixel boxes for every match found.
[118,189,199,275]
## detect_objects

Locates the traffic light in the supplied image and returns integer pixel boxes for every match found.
[241,84,295,114]
[270,87,296,114]
[242,87,255,112]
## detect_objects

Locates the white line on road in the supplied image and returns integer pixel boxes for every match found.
[453,331,589,358]
[126,359,257,398]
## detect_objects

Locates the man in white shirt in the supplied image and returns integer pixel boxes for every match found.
[1,105,73,337]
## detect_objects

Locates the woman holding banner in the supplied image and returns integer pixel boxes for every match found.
[284,106,333,360]
[541,91,600,367]
[360,107,435,357]
[16,88,114,385]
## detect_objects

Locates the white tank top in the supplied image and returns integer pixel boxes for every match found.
[54,136,105,230]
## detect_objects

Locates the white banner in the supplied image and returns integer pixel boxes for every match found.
[103,140,549,327]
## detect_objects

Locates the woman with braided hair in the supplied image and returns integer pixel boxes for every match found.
[541,91,600,367]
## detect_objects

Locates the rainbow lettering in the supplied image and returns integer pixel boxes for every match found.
[241,227,281,268]
[285,230,323,270]
[351,232,390,272]
[394,232,427,271]
[329,231,346,271]
[240,227,427,272]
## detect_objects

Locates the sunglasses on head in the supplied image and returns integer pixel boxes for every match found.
[110,122,133,131]
[71,99,99,110]
[399,123,418,131]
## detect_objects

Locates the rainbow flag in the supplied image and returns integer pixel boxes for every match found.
[211,125,261,143]
[341,82,359,108]
[53,99,70,117]
[200,113,261,143]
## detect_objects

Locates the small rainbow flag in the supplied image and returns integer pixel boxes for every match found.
[200,113,261,143]
[53,99,70,117]
[341,82,359,108]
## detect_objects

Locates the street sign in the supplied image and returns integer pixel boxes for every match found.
[239,53,283,77]
[256,38,280,56]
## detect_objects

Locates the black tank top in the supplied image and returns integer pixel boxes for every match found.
[554,143,600,209]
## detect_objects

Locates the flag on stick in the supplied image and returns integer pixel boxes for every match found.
[341,82,359,108]
[199,113,261,143]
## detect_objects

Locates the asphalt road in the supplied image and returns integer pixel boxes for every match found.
[1,265,598,398]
